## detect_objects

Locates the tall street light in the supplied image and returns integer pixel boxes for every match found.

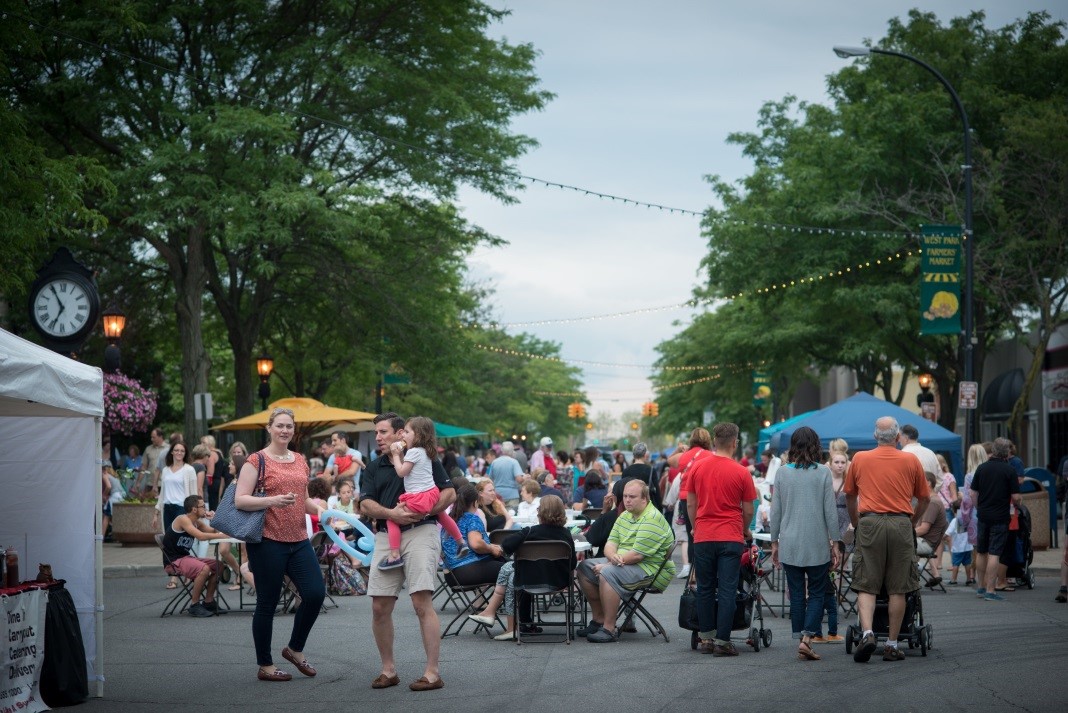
[833,45,975,448]
[101,303,126,374]
[256,353,274,411]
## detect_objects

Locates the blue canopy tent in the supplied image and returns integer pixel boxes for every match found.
[776,392,964,481]
[757,410,817,456]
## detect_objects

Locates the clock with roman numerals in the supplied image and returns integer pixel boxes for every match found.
[28,248,100,350]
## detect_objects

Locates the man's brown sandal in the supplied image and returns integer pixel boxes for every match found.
[371,673,400,689]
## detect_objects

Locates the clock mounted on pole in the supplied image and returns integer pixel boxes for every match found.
[27,247,101,358]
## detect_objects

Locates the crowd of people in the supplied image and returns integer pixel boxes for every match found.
[99,408,1067,685]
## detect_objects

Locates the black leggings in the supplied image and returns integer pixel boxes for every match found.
[245,538,326,667]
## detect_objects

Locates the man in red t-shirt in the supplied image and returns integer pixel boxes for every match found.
[686,423,757,657]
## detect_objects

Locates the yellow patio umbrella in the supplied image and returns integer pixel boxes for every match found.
[215,397,377,444]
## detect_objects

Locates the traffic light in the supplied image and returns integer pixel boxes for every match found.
[585,422,593,430]
[630,421,639,431]
[567,403,578,419]
[650,402,659,417]
[576,404,586,419]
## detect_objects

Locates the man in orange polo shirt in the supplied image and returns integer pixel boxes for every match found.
[845,416,930,663]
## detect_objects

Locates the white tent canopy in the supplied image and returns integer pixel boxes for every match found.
[0,327,104,697]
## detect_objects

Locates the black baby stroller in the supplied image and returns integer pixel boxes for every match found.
[845,585,933,657]
[1002,503,1036,590]
[680,544,772,651]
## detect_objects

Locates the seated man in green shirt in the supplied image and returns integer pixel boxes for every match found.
[576,479,676,642]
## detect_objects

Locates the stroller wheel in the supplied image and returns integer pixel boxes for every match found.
[845,625,858,654]
[761,629,772,648]
[690,631,699,651]
[1026,569,1036,590]
[220,566,231,584]
[749,627,760,652]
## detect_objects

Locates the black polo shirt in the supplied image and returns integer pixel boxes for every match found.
[360,452,455,532]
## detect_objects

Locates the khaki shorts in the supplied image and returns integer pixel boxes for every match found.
[366,523,440,597]
[851,514,919,595]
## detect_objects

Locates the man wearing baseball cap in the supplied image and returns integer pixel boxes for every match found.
[529,436,557,476]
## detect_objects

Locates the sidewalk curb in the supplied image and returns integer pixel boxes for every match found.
[105,565,159,579]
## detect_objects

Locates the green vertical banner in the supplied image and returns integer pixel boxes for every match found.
[752,371,772,407]
[920,224,962,336]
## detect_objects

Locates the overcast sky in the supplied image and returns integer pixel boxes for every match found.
[457,1,1068,424]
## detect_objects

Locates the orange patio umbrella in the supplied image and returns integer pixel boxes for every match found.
[215,397,377,445]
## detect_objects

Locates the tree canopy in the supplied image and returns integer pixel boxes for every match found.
[1,0,569,440]
[653,10,1068,439]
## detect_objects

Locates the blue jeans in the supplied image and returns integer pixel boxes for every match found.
[246,538,326,666]
[783,561,830,639]
[820,571,838,636]
[693,541,743,642]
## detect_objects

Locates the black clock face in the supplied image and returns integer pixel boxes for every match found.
[32,276,96,340]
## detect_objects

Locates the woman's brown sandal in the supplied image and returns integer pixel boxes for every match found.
[797,640,821,661]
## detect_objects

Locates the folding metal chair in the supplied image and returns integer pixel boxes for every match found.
[489,529,513,547]
[836,531,858,616]
[615,542,676,642]
[438,570,499,638]
[514,540,576,644]
[918,555,947,593]
[309,531,339,610]
[155,534,195,617]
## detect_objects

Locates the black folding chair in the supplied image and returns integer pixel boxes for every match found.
[615,542,676,642]
[489,529,513,548]
[514,540,576,644]
[438,570,500,638]
[309,531,340,610]
[155,534,195,617]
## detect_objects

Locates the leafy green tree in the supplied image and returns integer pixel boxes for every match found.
[4,0,550,440]
[655,10,1066,437]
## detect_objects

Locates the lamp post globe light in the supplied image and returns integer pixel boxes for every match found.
[256,353,274,411]
[101,303,126,374]
[833,45,975,447]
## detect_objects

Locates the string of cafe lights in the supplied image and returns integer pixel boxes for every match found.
[499,246,921,327]
[655,374,722,391]
[15,13,930,240]
[472,343,735,371]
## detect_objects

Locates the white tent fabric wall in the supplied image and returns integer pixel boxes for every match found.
[0,328,104,698]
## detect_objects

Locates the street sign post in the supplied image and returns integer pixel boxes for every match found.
[959,381,978,409]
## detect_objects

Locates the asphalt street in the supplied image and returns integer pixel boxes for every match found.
[81,566,1068,713]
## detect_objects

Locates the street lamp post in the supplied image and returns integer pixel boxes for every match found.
[833,45,975,448]
[256,353,274,411]
[101,303,126,374]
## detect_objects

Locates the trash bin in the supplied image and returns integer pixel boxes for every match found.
[1020,479,1050,550]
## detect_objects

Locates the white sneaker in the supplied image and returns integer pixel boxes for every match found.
[676,564,691,579]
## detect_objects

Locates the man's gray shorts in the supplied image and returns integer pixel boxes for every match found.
[578,557,653,600]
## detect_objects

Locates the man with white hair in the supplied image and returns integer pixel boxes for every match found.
[488,441,523,505]
[897,424,940,478]
[845,416,930,663]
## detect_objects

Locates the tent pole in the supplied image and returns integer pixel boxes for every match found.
[94,417,104,698]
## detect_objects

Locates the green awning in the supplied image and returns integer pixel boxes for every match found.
[434,422,488,439]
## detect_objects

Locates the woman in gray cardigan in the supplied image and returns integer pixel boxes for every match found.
[770,426,840,661]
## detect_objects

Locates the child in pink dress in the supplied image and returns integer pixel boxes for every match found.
[378,416,467,569]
